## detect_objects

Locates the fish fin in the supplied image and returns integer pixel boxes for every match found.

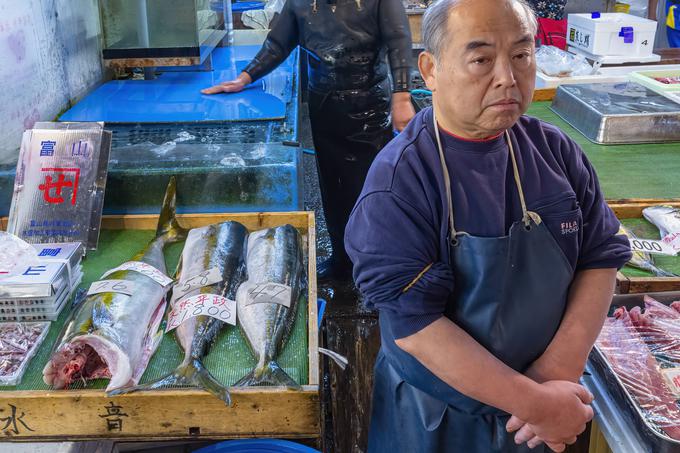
[155,176,188,243]
[108,359,232,405]
[235,361,301,390]
[652,266,678,277]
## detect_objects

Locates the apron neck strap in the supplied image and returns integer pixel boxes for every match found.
[432,108,532,240]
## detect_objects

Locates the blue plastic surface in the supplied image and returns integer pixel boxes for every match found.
[317,298,327,326]
[60,46,295,123]
[232,1,265,12]
[195,439,320,453]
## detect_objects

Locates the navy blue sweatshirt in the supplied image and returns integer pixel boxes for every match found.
[345,107,631,340]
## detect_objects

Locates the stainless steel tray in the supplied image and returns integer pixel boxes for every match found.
[590,292,680,453]
[550,82,680,144]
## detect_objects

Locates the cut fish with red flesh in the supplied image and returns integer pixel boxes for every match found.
[598,307,680,440]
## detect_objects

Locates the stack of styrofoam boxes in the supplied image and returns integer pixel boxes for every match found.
[0,243,84,322]
[567,12,657,58]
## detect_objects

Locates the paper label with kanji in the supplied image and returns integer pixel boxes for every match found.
[238,281,292,307]
[662,368,680,398]
[101,261,173,287]
[165,293,237,332]
[171,267,223,304]
[87,279,137,297]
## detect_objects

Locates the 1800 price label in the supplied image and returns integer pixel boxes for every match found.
[165,293,236,332]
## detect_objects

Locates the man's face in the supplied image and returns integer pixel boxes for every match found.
[420,0,536,138]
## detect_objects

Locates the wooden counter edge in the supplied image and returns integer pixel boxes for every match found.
[0,386,320,440]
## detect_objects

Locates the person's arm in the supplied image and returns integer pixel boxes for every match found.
[649,0,659,20]
[508,134,632,449]
[524,268,617,384]
[397,317,594,447]
[508,268,616,450]
[202,0,299,94]
[377,0,415,130]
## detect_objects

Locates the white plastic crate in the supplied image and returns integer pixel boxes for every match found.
[0,288,71,322]
[567,12,656,57]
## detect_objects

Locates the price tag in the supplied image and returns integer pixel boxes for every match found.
[101,261,173,287]
[171,267,223,304]
[662,368,680,398]
[87,279,137,296]
[165,293,236,332]
[239,281,292,308]
[628,238,677,256]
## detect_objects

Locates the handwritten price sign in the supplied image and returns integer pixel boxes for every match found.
[165,293,236,332]
[171,267,223,304]
[239,281,293,308]
[101,261,173,287]
[87,279,137,296]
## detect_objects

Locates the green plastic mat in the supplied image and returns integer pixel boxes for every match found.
[619,218,680,278]
[3,229,309,391]
[527,102,680,200]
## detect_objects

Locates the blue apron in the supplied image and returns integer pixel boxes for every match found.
[367,109,575,452]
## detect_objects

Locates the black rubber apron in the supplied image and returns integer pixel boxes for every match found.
[367,109,575,452]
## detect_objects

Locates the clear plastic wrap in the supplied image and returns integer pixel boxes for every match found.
[0,322,50,385]
[0,232,38,278]
[596,297,680,440]
[536,45,595,78]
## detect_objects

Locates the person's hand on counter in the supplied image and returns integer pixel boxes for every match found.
[391,92,416,132]
[201,72,253,95]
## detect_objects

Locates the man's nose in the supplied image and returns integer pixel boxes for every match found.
[493,58,517,89]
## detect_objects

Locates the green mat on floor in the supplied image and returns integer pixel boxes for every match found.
[2,229,309,391]
[620,217,680,278]
[527,102,680,201]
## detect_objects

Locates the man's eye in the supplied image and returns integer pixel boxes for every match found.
[473,58,490,64]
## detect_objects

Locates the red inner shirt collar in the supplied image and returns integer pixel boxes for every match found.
[439,125,504,143]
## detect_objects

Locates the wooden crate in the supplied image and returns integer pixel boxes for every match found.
[0,212,320,441]
[609,200,680,294]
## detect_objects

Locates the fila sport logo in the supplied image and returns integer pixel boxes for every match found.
[561,221,579,235]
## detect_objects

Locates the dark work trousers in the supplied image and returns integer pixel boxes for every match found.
[308,78,394,270]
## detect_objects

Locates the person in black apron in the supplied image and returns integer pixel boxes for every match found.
[202,0,414,280]
[344,0,632,451]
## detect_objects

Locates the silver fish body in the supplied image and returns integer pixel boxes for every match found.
[111,221,248,404]
[236,224,304,388]
[43,178,186,391]
[643,206,680,238]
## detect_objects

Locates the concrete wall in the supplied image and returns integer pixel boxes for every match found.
[0,0,103,164]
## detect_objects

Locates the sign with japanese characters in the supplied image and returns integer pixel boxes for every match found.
[165,293,237,332]
[7,122,111,250]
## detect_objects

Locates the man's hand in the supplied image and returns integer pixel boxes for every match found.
[511,380,594,452]
[201,72,253,95]
[505,355,587,451]
[392,92,415,132]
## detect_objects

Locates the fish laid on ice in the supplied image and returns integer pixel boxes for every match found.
[618,225,676,277]
[111,221,248,404]
[43,178,186,391]
[643,206,680,238]
[236,224,305,389]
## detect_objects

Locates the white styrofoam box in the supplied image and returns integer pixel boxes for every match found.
[535,63,680,89]
[630,70,680,93]
[567,13,656,57]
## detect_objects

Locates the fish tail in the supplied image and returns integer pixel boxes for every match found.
[107,359,232,405]
[235,361,301,390]
[155,176,188,243]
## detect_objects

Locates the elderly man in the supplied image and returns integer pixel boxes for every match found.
[345,0,632,452]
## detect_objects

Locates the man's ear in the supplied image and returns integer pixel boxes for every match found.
[418,51,437,92]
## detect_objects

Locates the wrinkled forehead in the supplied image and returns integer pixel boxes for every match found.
[446,1,536,50]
